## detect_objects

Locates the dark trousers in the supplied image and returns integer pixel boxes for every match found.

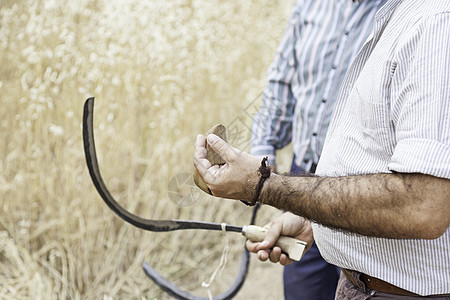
[283,160,340,300]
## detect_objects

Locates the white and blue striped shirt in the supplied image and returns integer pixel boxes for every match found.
[251,0,386,171]
[315,0,450,295]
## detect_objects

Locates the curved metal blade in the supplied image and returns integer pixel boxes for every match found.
[143,247,250,300]
[82,97,258,300]
[83,97,242,233]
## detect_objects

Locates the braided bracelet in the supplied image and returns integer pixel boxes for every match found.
[241,156,271,206]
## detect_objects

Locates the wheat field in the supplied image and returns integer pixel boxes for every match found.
[0,0,296,299]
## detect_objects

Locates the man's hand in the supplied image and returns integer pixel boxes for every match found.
[246,212,314,266]
[193,132,450,239]
[193,133,261,201]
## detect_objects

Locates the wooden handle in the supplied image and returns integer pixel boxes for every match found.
[242,225,307,261]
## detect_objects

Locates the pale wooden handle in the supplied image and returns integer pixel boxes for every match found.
[243,225,307,261]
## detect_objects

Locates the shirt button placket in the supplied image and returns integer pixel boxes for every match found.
[289,58,295,67]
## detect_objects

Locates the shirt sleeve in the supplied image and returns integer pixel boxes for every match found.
[250,1,301,164]
[389,13,450,179]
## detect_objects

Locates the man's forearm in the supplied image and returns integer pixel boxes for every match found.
[260,172,450,239]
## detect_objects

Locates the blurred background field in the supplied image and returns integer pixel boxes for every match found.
[0,0,295,298]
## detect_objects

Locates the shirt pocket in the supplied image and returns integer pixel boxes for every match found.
[353,86,390,140]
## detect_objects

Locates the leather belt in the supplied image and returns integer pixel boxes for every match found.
[343,269,450,297]
[342,269,419,297]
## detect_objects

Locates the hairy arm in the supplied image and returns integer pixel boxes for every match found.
[260,172,450,239]
[194,134,450,240]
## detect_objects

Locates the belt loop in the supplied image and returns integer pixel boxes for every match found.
[341,269,368,293]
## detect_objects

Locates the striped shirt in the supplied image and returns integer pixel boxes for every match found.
[251,0,386,171]
[314,0,450,295]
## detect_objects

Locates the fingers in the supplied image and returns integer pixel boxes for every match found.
[206,134,237,163]
[246,223,291,265]
[248,243,294,265]
[194,132,260,200]
[257,249,271,261]
[268,246,282,262]
[195,134,206,149]
[194,134,207,161]
[256,222,282,251]
[279,254,295,266]
[258,247,294,265]
[246,219,295,265]
[193,134,214,182]
[246,239,259,253]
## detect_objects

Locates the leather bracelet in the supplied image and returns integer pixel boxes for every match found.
[241,157,271,206]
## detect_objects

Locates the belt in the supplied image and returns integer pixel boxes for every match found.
[342,269,419,297]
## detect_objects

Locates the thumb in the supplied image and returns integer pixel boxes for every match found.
[206,133,237,162]
[257,223,281,251]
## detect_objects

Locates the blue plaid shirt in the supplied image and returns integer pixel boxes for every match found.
[251,0,386,171]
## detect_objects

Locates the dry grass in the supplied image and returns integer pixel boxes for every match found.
[0,0,295,298]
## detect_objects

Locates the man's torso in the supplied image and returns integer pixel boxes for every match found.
[315,0,450,295]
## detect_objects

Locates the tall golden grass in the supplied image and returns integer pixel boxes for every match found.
[0,0,295,298]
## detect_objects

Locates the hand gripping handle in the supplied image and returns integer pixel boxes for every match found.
[242,225,307,261]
